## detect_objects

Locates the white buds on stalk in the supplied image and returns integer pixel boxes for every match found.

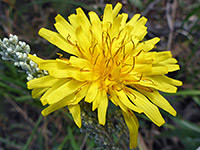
[0,34,48,81]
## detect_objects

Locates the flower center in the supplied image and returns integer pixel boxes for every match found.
[89,30,136,90]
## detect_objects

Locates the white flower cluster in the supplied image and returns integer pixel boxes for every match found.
[0,34,48,81]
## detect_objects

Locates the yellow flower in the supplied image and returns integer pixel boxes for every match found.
[27,3,182,148]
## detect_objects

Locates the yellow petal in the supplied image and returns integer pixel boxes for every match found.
[69,56,91,70]
[127,14,141,26]
[122,110,139,149]
[70,83,89,105]
[39,59,69,70]
[131,26,147,40]
[97,90,108,125]
[91,20,103,44]
[41,92,76,116]
[134,75,180,93]
[110,14,123,38]
[108,88,119,106]
[138,88,176,116]
[92,90,101,111]
[27,75,58,89]
[115,90,143,113]
[103,4,113,24]
[32,88,48,98]
[65,68,99,82]
[76,26,90,55]
[28,54,44,64]
[134,16,147,28]
[40,79,69,105]
[39,28,81,57]
[142,37,160,52]
[46,80,85,104]
[160,75,182,86]
[54,14,76,40]
[165,64,180,72]
[126,87,165,126]
[153,51,172,63]
[48,68,70,78]
[55,14,75,32]
[120,13,128,29]
[89,11,101,23]
[160,57,178,64]
[112,2,122,18]
[76,7,91,32]
[68,14,78,28]
[144,66,168,76]
[68,104,82,128]
[85,81,99,103]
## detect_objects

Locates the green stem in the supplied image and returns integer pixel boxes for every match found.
[22,114,43,150]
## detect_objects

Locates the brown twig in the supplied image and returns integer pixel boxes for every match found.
[4,94,36,127]
[166,0,177,50]
[138,132,149,150]
[142,0,161,16]
[79,134,88,150]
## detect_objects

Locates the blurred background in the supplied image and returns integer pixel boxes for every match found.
[0,0,200,149]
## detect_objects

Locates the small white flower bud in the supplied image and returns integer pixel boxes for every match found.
[12,35,18,44]
[37,74,43,78]
[23,53,27,58]
[21,42,26,47]
[3,38,8,44]
[19,41,22,46]
[43,70,49,75]
[14,62,20,66]
[15,45,20,52]
[36,68,41,72]
[25,45,30,53]
[16,52,21,56]
[4,52,9,57]
[27,76,33,81]
[19,62,28,70]
[2,56,9,60]
[7,48,13,53]
[30,60,36,67]
[16,52,23,59]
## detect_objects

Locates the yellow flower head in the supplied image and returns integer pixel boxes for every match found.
[27,3,182,148]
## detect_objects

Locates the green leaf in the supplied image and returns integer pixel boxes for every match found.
[58,135,70,150]
[67,126,79,150]
[192,96,200,106]
[15,95,32,102]
[23,115,43,150]
[172,117,200,134]
[0,74,26,88]
[163,90,200,96]
[0,81,24,94]
[129,0,143,10]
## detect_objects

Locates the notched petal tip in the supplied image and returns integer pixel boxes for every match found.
[113,2,122,17]
[26,81,31,89]
[55,14,62,21]
[41,109,48,116]
[38,28,46,37]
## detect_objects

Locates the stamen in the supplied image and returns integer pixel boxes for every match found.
[136,50,145,56]
[66,35,75,46]
[57,53,63,58]
[93,53,100,66]
[134,85,153,92]
[125,88,137,99]
[90,43,98,55]
[122,57,135,74]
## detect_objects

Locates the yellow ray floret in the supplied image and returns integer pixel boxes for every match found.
[27,2,182,149]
